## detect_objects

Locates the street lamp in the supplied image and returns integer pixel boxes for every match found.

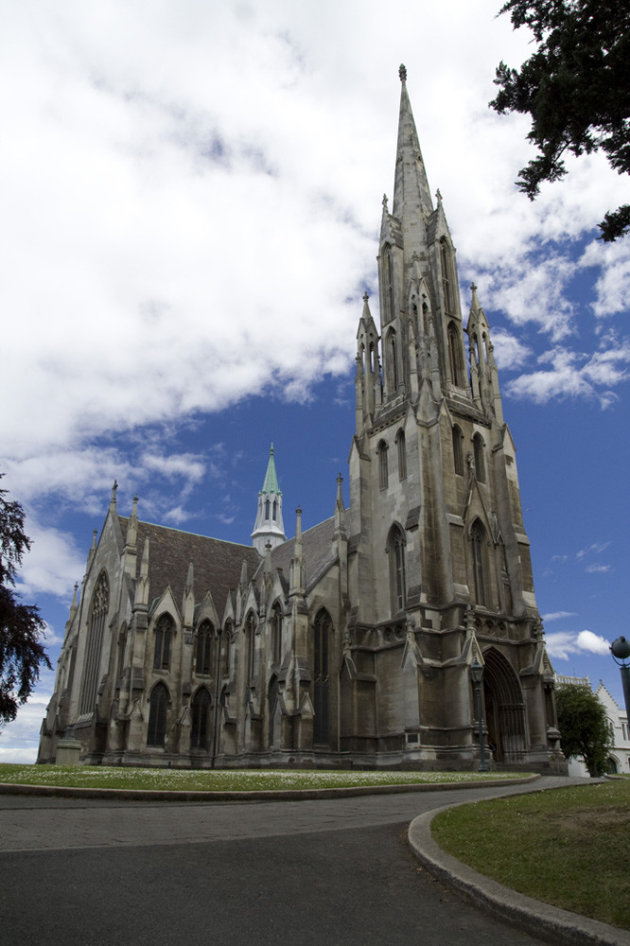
[470,658,488,772]
[610,636,630,722]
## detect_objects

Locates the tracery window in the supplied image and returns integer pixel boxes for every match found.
[153,613,174,671]
[147,682,169,747]
[388,525,407,614]
[190,687,212,750]
[195,620,214,675]
[78,570,109,715]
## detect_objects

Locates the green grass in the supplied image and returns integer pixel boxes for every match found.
[0,763,527,793]
[432,779,630,930]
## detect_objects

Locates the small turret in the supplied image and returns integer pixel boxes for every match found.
[251,444,287,554]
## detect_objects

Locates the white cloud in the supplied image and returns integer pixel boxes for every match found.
[543,611,577,622]
[546,629,611,660]
[506,345,630,408]
[585,563,611,574]
[577,542,611,560]
[577,630,611,655]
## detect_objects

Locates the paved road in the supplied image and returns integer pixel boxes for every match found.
[0,778,576,945]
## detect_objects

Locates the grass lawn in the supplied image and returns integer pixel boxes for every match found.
[432,779,630,931]
[0,763,527,793]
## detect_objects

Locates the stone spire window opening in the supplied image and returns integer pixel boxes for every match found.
[440,238,454,314]
[448,321,463,387]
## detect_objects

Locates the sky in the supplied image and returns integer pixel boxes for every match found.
[1,0,629,763]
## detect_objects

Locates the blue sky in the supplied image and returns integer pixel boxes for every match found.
[1,0,629,762]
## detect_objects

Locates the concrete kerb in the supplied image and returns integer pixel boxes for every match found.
[0,773,539,802]
[408,802,630,946]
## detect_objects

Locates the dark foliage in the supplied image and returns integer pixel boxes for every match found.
[491,0,630,240]
[0,479,50,724]
[556,683,613,776]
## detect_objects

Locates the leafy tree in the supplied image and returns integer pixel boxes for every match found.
[0,479,50,724]
[490,0,630,241]
[556,683,613,776]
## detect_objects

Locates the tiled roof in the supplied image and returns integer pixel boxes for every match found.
[119,517,261,618]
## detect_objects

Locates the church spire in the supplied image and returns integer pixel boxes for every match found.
[251,444,286,554]
[392,64,434,232]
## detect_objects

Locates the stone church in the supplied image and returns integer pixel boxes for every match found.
[38,67,565,772]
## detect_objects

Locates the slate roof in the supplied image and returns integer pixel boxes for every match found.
[270,516,337,592]
[118,512,337,619]
[119,517,262,619]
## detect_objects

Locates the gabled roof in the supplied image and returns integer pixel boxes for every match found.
[119,517,261,619]
[271,516,336,592]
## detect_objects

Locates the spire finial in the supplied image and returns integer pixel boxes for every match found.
[363,291,369,303]
[399,63,407,83]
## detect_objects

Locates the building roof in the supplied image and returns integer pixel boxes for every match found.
[119,516,262,619]
[271,516,337,592]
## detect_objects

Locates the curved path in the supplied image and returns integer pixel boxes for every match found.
[0,776,594,945]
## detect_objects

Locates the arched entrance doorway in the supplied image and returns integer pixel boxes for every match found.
[482,648,527,764]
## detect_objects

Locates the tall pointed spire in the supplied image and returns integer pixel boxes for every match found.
[392,65,434,227]
[251,444,287,554]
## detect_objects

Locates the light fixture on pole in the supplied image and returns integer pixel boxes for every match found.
[470,658,488,772]
[610,636,630,722]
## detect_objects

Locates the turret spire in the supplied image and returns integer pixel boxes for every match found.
[251,444,286,554]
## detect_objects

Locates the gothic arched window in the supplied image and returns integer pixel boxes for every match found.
[190,687,212,750]
[452,425,464,476]
[313,609,332,745]
[147,682,169,747]
[195,620,214,676]
[388,525,407,614]
[440,238,454,313]
[245,612,257,683]
[471,519,487,606]
[271,602,283,666]
[448,321,462,386]
[79,570,109,715]
[382,244,395,321]
[386,329,399,393]
[153,613,174,671]
[378,440,389,490]
[396,429,407,480]
[473,433,486,483]
[223,619,233,676]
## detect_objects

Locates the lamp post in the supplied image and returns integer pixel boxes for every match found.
[610,636,630,722]
[470,659,488,772]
